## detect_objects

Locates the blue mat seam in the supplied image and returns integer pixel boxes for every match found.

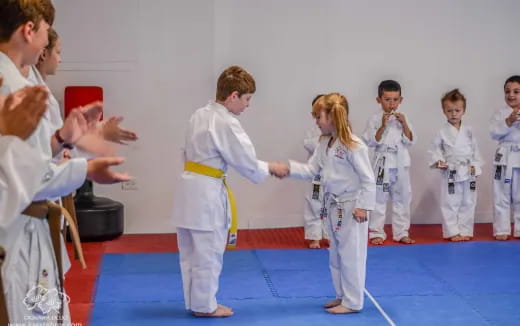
[252,250,280,298]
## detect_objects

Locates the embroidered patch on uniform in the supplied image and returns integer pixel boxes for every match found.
[335,147,346,159]
[312,184,320,200]
[41,269,48,278]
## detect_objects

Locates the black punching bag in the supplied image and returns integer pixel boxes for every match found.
[73,180,124,242]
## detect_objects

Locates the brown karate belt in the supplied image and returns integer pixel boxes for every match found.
[60,194,81,260]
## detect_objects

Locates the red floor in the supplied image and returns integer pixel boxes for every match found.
[65,223,518,325]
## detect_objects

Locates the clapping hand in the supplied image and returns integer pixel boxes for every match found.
[101,116,138,144]
[0,79,48,140]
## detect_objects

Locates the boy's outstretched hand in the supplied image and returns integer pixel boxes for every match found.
[87,157,132,184]
[268,161,289,179]
[101,116,138,144]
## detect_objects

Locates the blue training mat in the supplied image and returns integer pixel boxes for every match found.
[92,242,520,325]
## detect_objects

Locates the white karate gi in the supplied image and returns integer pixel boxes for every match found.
[0,52,86,324]
[490,106,520,237]
[429,122,483,238]
[302,126,327,240]
[289,135,375,310]
[174,101,270,313]
[0,136,47,232]
[362,112,414,241]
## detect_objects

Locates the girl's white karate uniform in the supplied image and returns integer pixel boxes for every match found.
[362,112,414,241]
[174,101,270,313]
[289,135,375,310]
[490,106,520,237]
[0,53,86,324]
[302,126,327,240]
[429,122,483,238]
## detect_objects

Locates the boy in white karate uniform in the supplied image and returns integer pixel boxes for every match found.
[174,66,284,317]
[490,75,520,240]
[362,80,415,245]
[0,83,48,324]
[278,93,375,314]
[429,89,483,241]
[303,94,328,248]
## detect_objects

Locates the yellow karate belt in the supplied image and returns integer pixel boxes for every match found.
[184,161,238,249]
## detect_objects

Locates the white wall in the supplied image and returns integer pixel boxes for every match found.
[49,0,520,233]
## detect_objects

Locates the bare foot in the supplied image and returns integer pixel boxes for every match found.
[193,305,234,317]
[308,240,320,249]
[450,235,463,242]
[461,236,472,241]
[323,298,341,308]
[370,237,384,245]
[495,235,509,241]
[326,305,360,314]
[399,236,416,244]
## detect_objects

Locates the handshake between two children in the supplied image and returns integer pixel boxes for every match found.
[268,161,290,178]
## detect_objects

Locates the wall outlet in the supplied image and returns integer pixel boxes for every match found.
[121,179,138,191]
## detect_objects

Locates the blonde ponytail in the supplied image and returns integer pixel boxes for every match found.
[312,93,358,150]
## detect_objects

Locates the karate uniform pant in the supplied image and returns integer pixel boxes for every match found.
[326,201,368,311]
[177,225,228,313]
[440,179,476,238]
[369,168,411,241]
[2,217,71,325]
[493,167,520,237]
[303,183,328,241]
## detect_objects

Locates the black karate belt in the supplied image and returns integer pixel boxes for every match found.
[0,246,8,326]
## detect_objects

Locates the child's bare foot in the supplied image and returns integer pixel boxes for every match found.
[370,237,384,245]
[461,236,472,241]
[326,305,360,314]
[450,235,464,242]
[323,298,341,308]
[193,305,234,317]
[309,240,320,249]
[495,235,509,241]
[399,236,415,244]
